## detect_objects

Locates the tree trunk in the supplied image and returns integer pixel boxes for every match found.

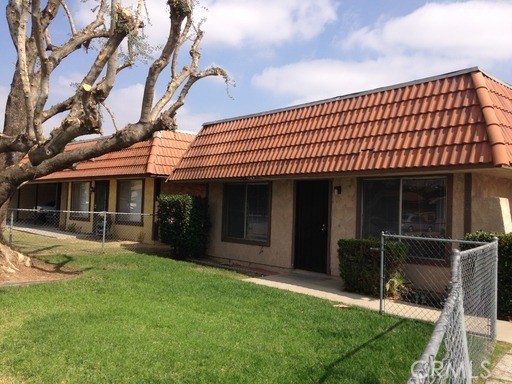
[0,68,30,277]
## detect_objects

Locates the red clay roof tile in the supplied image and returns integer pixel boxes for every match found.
[39,130,195,181]
[169,68,512,182]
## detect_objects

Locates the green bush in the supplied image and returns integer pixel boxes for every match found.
[464,231,512,320]
[157,194,210,259]
[338,239,408,296]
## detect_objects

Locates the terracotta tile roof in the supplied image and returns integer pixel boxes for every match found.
[169,68,512,182]
[39,131,195,181]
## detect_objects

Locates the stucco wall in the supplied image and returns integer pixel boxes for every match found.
[107,178,156,243]
[63,178,156,243]
[160,182,207,197]
[472,173,512,233]
[330,177,357,277]
[207,180,294,271]
[451,174,466,239]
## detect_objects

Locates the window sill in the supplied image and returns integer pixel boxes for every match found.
[115,220,144,227]
[69,215,91,222]
[221,236,270,247]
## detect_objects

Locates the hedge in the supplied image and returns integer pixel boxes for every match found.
[464,231,512,320]
[157,194,210,259]
[338,238,408,296]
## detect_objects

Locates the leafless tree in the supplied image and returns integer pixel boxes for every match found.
[0,0,227,274]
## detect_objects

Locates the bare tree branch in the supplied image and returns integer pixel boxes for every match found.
[59,0,77,35]
[100,101,120,131]
[32,0,52,141]
[140,0,191,122]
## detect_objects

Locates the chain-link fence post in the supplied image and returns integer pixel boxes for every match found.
[379,231,385,314]
[101,212,107,253]
[491,236,499,340]
[8,209,13,246]
[450,249,472,383]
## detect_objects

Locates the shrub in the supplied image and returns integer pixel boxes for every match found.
[338,239,408,296]
[464,231,512,320]
[157,194,210,259]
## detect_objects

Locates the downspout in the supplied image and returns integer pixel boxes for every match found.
[471,71,509,167]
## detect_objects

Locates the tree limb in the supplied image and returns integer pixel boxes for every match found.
[139,0,191,122]
[59,0,77,36]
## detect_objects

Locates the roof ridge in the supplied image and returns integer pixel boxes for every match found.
[470,71,509,167]
[203,67,482,127]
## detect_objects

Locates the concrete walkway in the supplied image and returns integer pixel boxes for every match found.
[244,270,512,382]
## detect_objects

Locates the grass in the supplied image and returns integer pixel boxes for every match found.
[0,250,433,383]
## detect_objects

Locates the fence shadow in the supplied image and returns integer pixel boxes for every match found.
[318,319,407,383]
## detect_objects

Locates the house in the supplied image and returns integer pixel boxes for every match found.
[10,130,204,243]
[168,67,512,278]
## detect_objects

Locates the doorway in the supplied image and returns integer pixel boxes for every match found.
[94,181,109,212]
[294,180,329,273]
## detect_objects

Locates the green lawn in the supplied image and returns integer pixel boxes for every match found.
[0,253,432,383]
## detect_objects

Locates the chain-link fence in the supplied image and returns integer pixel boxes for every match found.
[379,234,498,383]
[5,208,170,257]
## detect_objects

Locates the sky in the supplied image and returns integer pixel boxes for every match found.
[1,0,512,135]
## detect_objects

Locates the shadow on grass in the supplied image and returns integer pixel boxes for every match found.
[31,255,91,275]
[318,319,407,383]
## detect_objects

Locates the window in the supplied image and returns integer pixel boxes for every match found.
[70,182,90,220]
[361,177,447,238]
[223,183,271,244]
[117,180,143,224]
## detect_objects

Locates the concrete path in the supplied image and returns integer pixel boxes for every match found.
[486,349,512,383]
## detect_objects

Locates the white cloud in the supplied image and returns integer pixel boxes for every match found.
[74,0,338,48]
[344,1,512,63]
[253,0,512,104]
[198,0,338,47]
[252,55,471,104]
[176,106,221,133]
[0,86,8,130]
[100,83,146,135]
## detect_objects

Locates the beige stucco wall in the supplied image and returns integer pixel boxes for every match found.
[64,178,156,243]
[472,173,512,233]
[107,178,156,243]
[207,180,294,271]
[330,177,357,277]
[451,174,466,239]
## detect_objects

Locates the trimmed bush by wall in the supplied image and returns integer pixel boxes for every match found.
[338,239,408,296]
[464,231,512,320]
[157,194,210,259]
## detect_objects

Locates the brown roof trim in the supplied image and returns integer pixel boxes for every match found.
[471,71,509,167]
[168,163,496,184]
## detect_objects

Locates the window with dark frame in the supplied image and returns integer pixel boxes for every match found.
[70,181,90,220]
[361,177,447,259]
[223,183,270,244]
[116,179,143,225]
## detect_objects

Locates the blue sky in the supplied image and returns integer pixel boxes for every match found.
[1,0,512,135]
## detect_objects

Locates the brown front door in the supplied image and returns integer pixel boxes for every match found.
[294,180,329,273]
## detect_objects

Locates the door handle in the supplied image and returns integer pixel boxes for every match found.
[320,224,327,232]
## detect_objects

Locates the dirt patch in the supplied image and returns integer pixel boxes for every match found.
[0,258,80,287]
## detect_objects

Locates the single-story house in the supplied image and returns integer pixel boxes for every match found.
[10,130,205,243]
[168,67,512,281]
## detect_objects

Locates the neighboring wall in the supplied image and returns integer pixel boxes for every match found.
[64,178,156,243]
[330,177,357,276]
[451,173,466,239]
[471,173,512,233]
[160,182,207,197]
[207,180,294,271]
